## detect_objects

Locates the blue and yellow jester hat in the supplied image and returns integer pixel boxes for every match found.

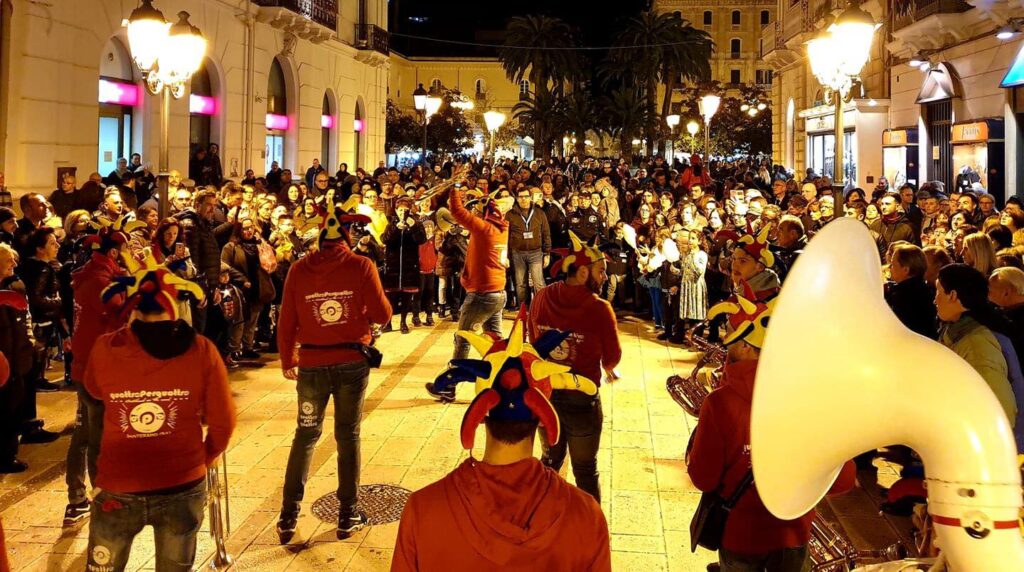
[83,214,147,253]
[319,197,373,248]
[101,251,204,320]
[706,280,775,348]
[432,305,598,449]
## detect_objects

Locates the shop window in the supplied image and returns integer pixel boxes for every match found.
[756,69,774,85]
[266,58,288,173]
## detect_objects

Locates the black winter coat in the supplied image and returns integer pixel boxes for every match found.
[18,258,63,326]
[439,230,468,275]
[382,218,426,290]
[885,277,938,339]
[0,294,34,383]
[176,209,233,288]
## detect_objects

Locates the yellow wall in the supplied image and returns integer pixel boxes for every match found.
[388,53,522,116]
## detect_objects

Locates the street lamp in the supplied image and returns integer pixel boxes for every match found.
[698,94,721,159]
[686,120,700,154]
[126,1,207,220]
[806,0,879,190]
[665,114,680,162]
[483,110,506,161]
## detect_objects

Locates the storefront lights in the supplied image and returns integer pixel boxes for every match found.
[99,79,140,106]
[353,119,364,132]
[189,94,216,115]
[320,115,335,129]
[265,113,289,130]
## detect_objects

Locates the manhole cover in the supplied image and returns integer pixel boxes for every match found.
[311,484,412,525]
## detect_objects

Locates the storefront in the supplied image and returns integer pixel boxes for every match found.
[882,128,919,190]
[97,37,138,176]
[950,118,1004,200]
[798,98,889,190]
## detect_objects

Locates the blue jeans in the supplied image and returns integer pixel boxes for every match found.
[511,249,546,307]
[452,291,507,360]
[719,546,810,572]
[281,361,370,516]
[86,480,206,572]
[649,287,664,327]
[66,383,104,504]
[539,391,603,502]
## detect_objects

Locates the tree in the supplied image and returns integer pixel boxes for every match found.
[425,91,474,156]
[600,87,647,164]
[385,99,421,154]
[513,91,563,163]
[673,84,772,157]
[559,90,596,159]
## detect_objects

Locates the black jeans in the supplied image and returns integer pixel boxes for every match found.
[66,383,104,504]
[719,546,810,572]
[539,391,603,502]
[281,360,370,516]
[413,273,435,317]
[0,374,25,463]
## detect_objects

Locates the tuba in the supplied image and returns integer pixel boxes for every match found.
[753,218,1024,571]
[206,453,232,570]
[666,321,726,417]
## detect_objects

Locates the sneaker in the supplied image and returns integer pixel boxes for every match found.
[0,459,28,474]
[425,315,435,326]
[239,349,261,360]
[382,322,393,333]
[425,382,456,403]
[336,509,368,539]
[656,331,671,341]
[63,500,90,526]
[411,316,422,327]
[21,428,60,444]
[276,511,298,544]
[400,322,410,334]
[36,379,62,393]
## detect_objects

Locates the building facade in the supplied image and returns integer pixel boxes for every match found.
[0,0,389,202]
[388,54,521,116]
[764,0,1024,203]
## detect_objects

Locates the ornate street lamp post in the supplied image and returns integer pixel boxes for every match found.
[126,0,207,220]
[806,0,879,191]
[698,94,721,159]
[665,114,680,163]
[686,120,700,155]
[413,84,441,166]
[483,110,506,162]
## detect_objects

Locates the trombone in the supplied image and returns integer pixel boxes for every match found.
[207,452,232,570]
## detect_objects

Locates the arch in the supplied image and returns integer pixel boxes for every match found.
[266,55,299,174]
[322,89,339,170]
[703,10,712,26]
[730,38,741,56]
[353,96,366,169]
[785,98,795,169]
[97,36,138,176]
[475,78,486,96]
[430,78,442,92]
[188,56,226,165]
[519,79,530,96]
[731,10,741,26]
[761,10,771,26]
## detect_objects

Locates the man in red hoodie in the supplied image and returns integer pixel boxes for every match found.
[393,310,611,571]
[687,283,855,571]
[276,201,392,543]
[84,253,235,571]
[64,215,141,525]
[528,231,622,502]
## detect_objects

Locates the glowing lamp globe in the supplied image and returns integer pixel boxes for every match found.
[699,94,721,122]
[827,3,880,78]
[484,110,506,133]
[686,121,700,136]
[666,114,680,129]
[160,12,206,83]
[424,96,443,119]
[413,84,428,111]
[126,0,169,74]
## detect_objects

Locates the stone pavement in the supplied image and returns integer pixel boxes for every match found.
[0,316,907,571]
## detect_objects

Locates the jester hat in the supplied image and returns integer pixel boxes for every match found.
[717,225,774,268]
[432,305,598,449]
[549,231,607,279]
[318,197,373,249]
[706,280,775,349]
[101,251,204,320]
[82,214,147,253]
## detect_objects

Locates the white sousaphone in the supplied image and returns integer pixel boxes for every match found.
[753,218,1023,571]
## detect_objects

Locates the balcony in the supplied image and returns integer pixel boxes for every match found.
[356,24,389,55]
[887,0,985,57]
[891,0,971,32]
[253,0,337,43]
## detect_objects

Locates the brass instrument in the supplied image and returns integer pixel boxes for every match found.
[666,321,726,417]
[414,163,472,205]
[207,453,232,570]
[808,516,906,571]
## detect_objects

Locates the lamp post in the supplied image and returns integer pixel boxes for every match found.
[126,0,207,220]
[698,94,721,160]
[412,84,428,165]
[806,0,879,191]
[686,120,700,154]
[665,113,680,163]
[483,110,506,162]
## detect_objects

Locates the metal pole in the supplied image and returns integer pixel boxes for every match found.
[704,119,711,160]
[833,95,844,193]
[490,130,495,163]
[421,113,428,166]
[157,87,170,221]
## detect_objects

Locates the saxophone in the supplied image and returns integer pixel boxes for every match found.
[666,320,727,417]
[207,453,233,570]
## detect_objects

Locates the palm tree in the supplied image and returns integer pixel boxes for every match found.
[500,15,580,160]
[601,87,646,164]
[512,91,563,162]
[559,90,596,159]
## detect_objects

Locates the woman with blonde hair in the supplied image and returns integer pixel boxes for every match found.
[962,232,998,277]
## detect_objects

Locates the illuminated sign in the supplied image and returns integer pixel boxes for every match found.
[353,119,364,132]
[266,113,289,130]
[189,95,217,116]
[321,114,335,129]
[98,79,139,106]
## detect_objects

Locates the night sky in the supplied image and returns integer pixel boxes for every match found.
[389,0,650,57]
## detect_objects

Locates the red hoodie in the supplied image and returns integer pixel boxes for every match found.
[528,282,622,385]
[449,189,509,293]
[687,359,856,555]
[84,326,236,493]
[391,458,610,572]
[71,253,125,382]
[277,242,392,370]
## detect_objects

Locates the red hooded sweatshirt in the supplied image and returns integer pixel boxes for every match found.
[391,457,610,572]
[84,324,236,493]
[687,359,856,555]
[71,253,125,382]
[528,282,622,386]
[277,241,392,370]
[449,189,509,293]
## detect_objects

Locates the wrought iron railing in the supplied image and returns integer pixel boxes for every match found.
[356,24,390,54]
[252,0,338,32]
[890,0,972,32]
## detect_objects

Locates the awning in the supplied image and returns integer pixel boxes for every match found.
[1001,45,1024,88]
[916,63,960,104]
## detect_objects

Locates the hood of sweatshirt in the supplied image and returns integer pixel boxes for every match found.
[529,282,598,334]
[130,320,196,360]
[71,252,122,290]
[720,359,757,402]
[448,457,574,565]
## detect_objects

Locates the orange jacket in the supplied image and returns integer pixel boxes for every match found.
[448,190,509,293]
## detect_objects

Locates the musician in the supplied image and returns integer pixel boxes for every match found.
[688,283,856,571]
[276,202,392,543]
[84,254,235,572]
[528,233,622,501]
[727,227,780,302]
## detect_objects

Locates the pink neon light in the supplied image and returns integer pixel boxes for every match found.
[353,119,364,132]
[321,115,335,129]
[265,113,289,130]
[98,79,139,106]
[190,95,217,116]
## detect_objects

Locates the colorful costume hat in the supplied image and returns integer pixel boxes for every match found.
[549,231,607,279]
[432,306,598,449]
[706,280,775,348]
[101,252,204,320]
[319,198,373,248]
[82,214,147,253]
[717,225,774,268]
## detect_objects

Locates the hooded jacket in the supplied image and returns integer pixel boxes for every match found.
[391,457,611,572]
[688,359,856,555]
[70,253,125,382]
[449,190,509,293]
[84,321,236,493]
[528,282,621,385]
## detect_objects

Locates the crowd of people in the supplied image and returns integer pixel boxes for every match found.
[0,144,1022,571]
